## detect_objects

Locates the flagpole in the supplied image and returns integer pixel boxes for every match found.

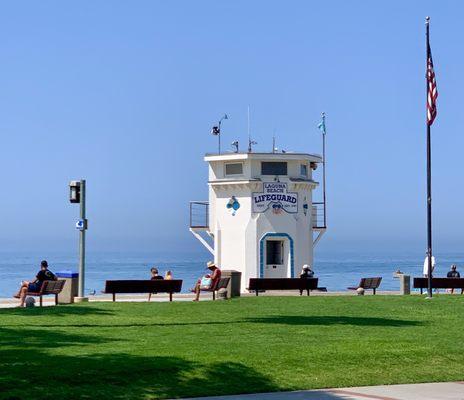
[322,112,327,228]
[426,16,433,298]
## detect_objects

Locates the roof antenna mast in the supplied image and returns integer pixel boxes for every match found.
[247,106,257,152]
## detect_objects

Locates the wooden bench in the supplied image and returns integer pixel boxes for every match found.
[104,280,183,302]
[198,277,230,300]
[413,277,464,294]
[348,277,382,295]
[25,280,66,306]
[247,278,319,296]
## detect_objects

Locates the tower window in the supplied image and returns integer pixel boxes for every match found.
[225,163,243,176]
[300,164,308,177]
[261,162,287,175]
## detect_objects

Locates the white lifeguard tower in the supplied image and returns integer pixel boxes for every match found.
[190,150,326,291]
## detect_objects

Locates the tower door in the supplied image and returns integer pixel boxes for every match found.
[264,239,286,278]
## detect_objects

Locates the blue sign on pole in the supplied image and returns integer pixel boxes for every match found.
[76,219,85,230]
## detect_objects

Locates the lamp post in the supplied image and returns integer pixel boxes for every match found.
[211,114,228,154]
[69,179,88,302]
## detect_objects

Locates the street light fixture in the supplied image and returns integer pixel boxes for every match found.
[211,114,228,154]
[69,181,80,203]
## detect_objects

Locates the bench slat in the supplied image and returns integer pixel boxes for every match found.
[104,280,183,294]
[24,280,66,307]
[348,277,382,290]
[413,277,464,289]
[248,278,318,294]
[201,277,230,292]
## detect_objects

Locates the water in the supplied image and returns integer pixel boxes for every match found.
[1,250,463,298]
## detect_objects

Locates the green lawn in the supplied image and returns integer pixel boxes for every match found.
[1,296,463,399]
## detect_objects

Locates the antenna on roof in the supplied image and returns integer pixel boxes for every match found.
[272,130,277,153]
[247,106,250,142]
[247,106,257,152]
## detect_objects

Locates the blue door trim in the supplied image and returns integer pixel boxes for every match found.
[259,233,294,278]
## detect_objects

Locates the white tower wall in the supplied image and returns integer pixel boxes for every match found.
[192,152,325,292]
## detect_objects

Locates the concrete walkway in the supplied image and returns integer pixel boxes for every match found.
[182,382,464,400]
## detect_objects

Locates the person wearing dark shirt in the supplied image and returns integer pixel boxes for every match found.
[300,265,314,279]
[14,260,57,307]
[148,267,164,301]
[447,265,460,294]
[150,267,164,280]
[447,264,460,278]
[299,265,315,295]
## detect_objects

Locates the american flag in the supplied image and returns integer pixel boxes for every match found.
[426,43,438,126]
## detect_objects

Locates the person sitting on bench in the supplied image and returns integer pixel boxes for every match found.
[148,267,164,301]
[300,265,314,279]
[14,260,57,307]
[299,265,314,295]
[193,262,221,301]
[447,264,460,294]
[150,267,164,280]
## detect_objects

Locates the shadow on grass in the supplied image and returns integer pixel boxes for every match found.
[0,326,115,348]
[1,321,231,328]
[0,353,282,400]
[0,305,115,317]
[245,315,423,327]
[1,315,423,329]
[0,327,278,400]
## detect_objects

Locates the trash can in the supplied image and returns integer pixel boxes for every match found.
[56,271,79,304]
[221,270,242,298]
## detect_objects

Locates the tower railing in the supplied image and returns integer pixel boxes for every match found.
[312,202,326,229]
[189,201,209,229]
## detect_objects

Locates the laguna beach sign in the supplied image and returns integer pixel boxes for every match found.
[252,182,298,214]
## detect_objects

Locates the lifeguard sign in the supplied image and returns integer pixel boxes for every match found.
[252,182,298,214]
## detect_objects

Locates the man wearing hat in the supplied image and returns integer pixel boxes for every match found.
[14,260,57,307]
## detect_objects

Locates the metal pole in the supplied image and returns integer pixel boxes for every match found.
[218,120,221,154]
[426,125,433,297]
[426,18,433,298]
[247,106,251,153]
[322,113,327,228]
[78,179,86,298]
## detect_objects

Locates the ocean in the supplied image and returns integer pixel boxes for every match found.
[1,250,463,298]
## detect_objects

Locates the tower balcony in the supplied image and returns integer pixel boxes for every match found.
[312,202,327,230]
[189,201,209,230]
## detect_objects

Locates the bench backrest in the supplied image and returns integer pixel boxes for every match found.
[214,277,230,291]
[413,277,464,289]
[104,280,183,294]
[359,277,382,289]
[248,278,318,291]
[40,280,66,295]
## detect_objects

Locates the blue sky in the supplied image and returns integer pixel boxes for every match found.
[0,1,463,255]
